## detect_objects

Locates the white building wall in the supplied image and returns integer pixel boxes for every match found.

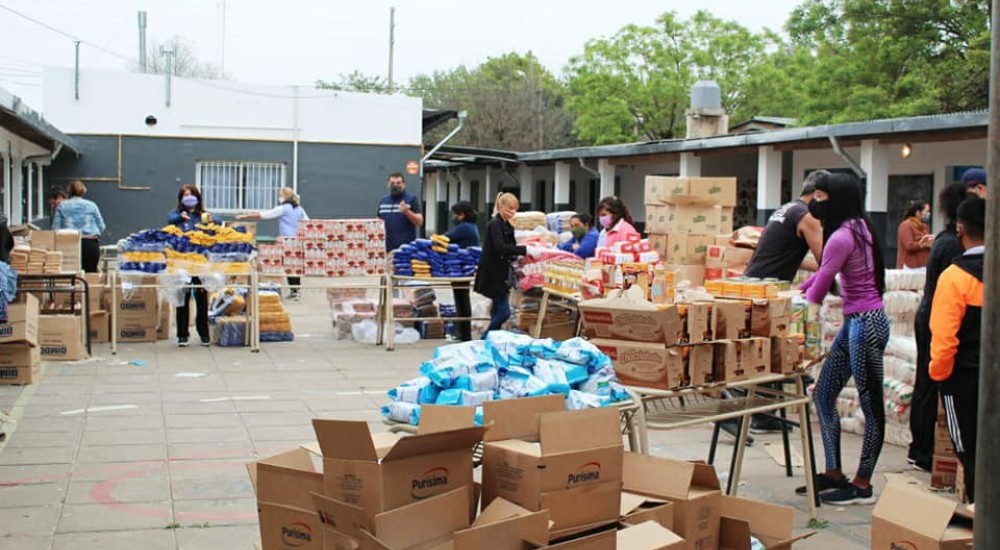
[43,68,422,146]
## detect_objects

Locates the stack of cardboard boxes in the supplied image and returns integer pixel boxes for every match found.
[0,295,40,385]
[248,398,812,550]
[871,476,973,549]
[113,276,171,345]
[931,400,960,491]
[578,290,804,390]
[644,177,738,287]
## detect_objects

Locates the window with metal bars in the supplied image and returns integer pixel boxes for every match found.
[195,161,287,212]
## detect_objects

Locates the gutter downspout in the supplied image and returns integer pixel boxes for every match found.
[420,111,467,178]
[292,85,299,192]
[577,157,600,179]
[828,136,866,178]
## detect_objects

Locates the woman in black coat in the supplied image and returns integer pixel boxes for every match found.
[474,193,534,337]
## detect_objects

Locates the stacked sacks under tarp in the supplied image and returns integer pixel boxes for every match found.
[392,238,481,278]
[381,330,629,426]
[120,223,255,276]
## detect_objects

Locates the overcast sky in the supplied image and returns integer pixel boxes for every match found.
[0,0,803,110]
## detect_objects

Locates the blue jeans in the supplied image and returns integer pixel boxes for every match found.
[483,295,511,338]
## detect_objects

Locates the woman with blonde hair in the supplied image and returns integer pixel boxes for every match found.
[237,187,309,298]
[52,179,106,272]
[474,192,538,337]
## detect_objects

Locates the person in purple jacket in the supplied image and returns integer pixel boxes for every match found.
[798,173,889,505]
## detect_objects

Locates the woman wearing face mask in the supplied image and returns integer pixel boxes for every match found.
[799,173,889,505]
[896,200,933,269]
[596,196,640,248]
[168,185,221,347]
[236,187,309,299]
[445,201,480,341]
[559,213,599,259]
[475,193,539,337]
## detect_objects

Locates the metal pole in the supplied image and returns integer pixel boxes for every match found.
[138,11,147,72]
[387,7,396,93]
[163,47,174,107]
[73,41,80,100]
[975,2,1000,547]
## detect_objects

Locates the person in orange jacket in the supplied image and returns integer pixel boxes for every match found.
[929,196,985,503]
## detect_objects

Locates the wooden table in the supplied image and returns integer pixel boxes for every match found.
[531,287,582,339]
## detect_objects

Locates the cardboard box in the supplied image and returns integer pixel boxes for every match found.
[931,454,959,489]
[247,448,324,550]
[614,521,685,550]
[935,424,956,457]
[54,230,82,272]
[665,264,706,287]
[770,337,803,374]
[705,246,754,270]
[871,477,973,550]
[30,229,55,250]
[0,294,39,346]
[579,291,682,345]
[651,234,714,265]
[88,311,109,344]
[646,203,727,236]
[719,495,813,549]
[593,339,683,390]
[482,395,624,539]
[681,302,712,344]
[38,315,85,361]
[645,177,737,208]
[686,344,715,387]
[956,463,967,504]
[713,341,740,382]
[311,418,483,530]
[0,344,41,385]
[117,324,157,343]
[116,279,159,327]
[712,300,748,340]
[738,338,771,379]
[622,453,721,550]
[157,299,172,340]
[750,298,791,338]
[621,492,674,530]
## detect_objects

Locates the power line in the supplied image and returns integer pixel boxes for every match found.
[0,2,135,64]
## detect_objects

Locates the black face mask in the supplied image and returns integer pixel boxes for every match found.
[389,185,404,198]
[809,199,829,221]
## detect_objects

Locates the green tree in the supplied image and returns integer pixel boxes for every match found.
[410,52,575,151]
[316,70,391,94]
[565,11,772,144]
[785,0,991,124]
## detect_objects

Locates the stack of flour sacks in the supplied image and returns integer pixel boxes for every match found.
[392,238,481,278]
[382,330,629,426]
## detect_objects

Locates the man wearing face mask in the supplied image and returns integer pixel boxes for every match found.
[896,200,933,269]
[378,172,424,251]
[558,213,599,258]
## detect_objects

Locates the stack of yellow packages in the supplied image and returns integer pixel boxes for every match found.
[257,291,294,342]
[410,259,431,278]
[431,234,450,253]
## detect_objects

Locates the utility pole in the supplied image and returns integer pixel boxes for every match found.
[975,1,1000,548]
[220,0,227,75]
[387,7,396,93]
[138,11,147,73]
[73,41,80,100]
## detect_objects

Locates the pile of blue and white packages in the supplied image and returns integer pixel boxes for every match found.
[381,330,629,426]
[392,239,481,278]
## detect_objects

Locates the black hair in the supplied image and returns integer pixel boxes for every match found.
[572,213,594,228]
[939,183,968,230]
[50,187,67,200]
[957,197,986,241]
[597,196,633,226]
[801,170,830,196]
[902,200,928,221]
[815,173,886,296]
[450,201,477,222]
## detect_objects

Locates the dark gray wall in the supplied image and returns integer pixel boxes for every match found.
[49,135,420,241]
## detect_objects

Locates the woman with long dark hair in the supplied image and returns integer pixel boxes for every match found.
[896,200,932,268]
[445,201,480,341]
[168,185,221,347]
[799,173,890,505]
[908,183,970,470]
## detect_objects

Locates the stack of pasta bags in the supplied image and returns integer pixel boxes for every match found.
[428,235,480,278]
[258,290,294,342]
[210,288,249,347]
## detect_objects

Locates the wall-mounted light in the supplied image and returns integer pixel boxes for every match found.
[900,143,913,159]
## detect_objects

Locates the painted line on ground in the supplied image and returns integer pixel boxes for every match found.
[199,396,271,403]
[60,404,138,416]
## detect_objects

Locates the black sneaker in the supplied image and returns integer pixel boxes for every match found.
[200,337,211,347]
[821,483,876,505]
[796,473,849,495]
[178,337,189,347]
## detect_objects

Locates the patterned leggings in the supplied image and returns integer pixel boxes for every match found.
[814,308,890,480]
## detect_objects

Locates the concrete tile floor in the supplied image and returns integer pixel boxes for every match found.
[0,288,933,550]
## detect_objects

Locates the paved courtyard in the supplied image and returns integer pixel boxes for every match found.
[0,289,927,550]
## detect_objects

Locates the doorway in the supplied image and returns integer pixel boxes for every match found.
[887,174,934,267]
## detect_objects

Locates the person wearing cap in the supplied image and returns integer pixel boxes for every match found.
[930,196,986,503]
[961,168,987,198]
[745,170,828,281]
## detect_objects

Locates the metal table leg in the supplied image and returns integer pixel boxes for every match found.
[796,376,819,518]
[533,290,550,339]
